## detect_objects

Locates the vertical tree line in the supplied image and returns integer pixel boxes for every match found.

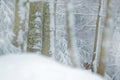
[2,0,120,79]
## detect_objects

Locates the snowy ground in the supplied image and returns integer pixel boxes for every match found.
[0,53,104,80]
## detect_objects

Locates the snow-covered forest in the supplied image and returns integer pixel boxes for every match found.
[0,0,120,80]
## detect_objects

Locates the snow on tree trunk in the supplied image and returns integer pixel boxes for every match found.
[0,0,20,55]
[13,0,29,52]
[27,1,44,54]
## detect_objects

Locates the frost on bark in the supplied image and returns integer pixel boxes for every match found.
[41,2,50,56]
[49,0,56,57]
[13,0,29,52]
[27,1,50,55]
[0,0,20,55]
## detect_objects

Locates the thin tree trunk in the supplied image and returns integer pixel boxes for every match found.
[53,0,57,56]
[41,2,50,56]
[65,0,76,67]
[91,0,102,72]
[13,0,20,47]
[97,0,111,75]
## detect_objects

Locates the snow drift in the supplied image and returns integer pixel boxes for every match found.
[0,53,104,80]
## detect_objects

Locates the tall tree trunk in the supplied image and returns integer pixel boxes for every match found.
[27,2,44,53]
[13,0,29,51]
[27,1,50,56]
[97,0,110,75]
[49,0,57,57]
[41,2,50,56]
[65,0,76,67]
[92,0,102,72]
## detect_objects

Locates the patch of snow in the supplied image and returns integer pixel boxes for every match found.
[17,29,24,44]
[0,53,104,80]
[34,17,41,22]
[35,11,42,17]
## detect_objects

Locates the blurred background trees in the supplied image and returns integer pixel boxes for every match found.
[1,0,120,80]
